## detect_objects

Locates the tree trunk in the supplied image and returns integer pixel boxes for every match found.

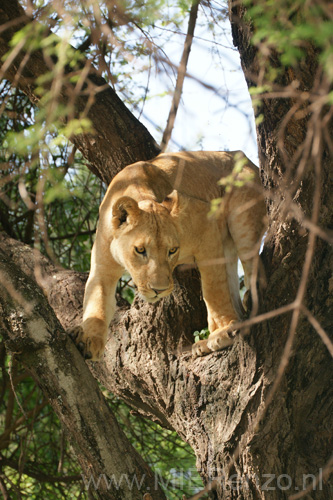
[0,1,332,499]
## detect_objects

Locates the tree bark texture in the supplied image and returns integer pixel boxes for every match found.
[0,234,167,500]
[227,0,333,498]
[0,1,332,499]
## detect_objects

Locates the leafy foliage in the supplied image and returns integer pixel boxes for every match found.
[193,327,210,343]
[0,83,103,270]
[245,0,333,81]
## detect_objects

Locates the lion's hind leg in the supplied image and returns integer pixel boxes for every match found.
[226,183,267,311]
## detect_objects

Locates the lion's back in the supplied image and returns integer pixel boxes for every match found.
[151,151,258,202]
[103,150,259,211]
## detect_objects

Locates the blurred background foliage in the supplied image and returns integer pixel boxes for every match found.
[0,81,103,272]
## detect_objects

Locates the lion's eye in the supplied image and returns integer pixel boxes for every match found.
[169,247,178,255]
[135,246,146,255]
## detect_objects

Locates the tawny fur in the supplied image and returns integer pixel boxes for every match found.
[73,151,267,360]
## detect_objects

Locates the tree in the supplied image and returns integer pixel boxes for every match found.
[0,1,332,499]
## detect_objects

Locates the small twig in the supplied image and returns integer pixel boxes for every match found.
[160,0,200,151]
[8,356,27,420]
[1,456,82,484]
[185,479,218,500]
[301,307,333,357]
[49,228,96,241]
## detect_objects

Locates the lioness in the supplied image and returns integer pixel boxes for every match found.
[72,151,267,360]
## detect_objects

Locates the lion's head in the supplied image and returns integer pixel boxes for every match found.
[110,195,181,302]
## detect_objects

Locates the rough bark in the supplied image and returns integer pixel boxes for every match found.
[225,0,333,498]
[0,1,332,499]
[0,234,167,500]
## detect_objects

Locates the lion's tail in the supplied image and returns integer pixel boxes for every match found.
[223,233,246,320]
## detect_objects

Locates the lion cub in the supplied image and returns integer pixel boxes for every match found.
[72,151,267,360]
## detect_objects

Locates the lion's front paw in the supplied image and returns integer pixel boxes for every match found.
[206,327,235,352]
[69,319,107,361]
[192,339,212,358]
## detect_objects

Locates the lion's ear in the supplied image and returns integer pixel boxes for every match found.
[161,190,183,216]
[111,196,140,230]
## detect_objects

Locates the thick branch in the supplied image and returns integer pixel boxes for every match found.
[0,237,166,500]
[0,457,81,484]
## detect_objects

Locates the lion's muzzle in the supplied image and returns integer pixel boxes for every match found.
[139,282,174,302]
